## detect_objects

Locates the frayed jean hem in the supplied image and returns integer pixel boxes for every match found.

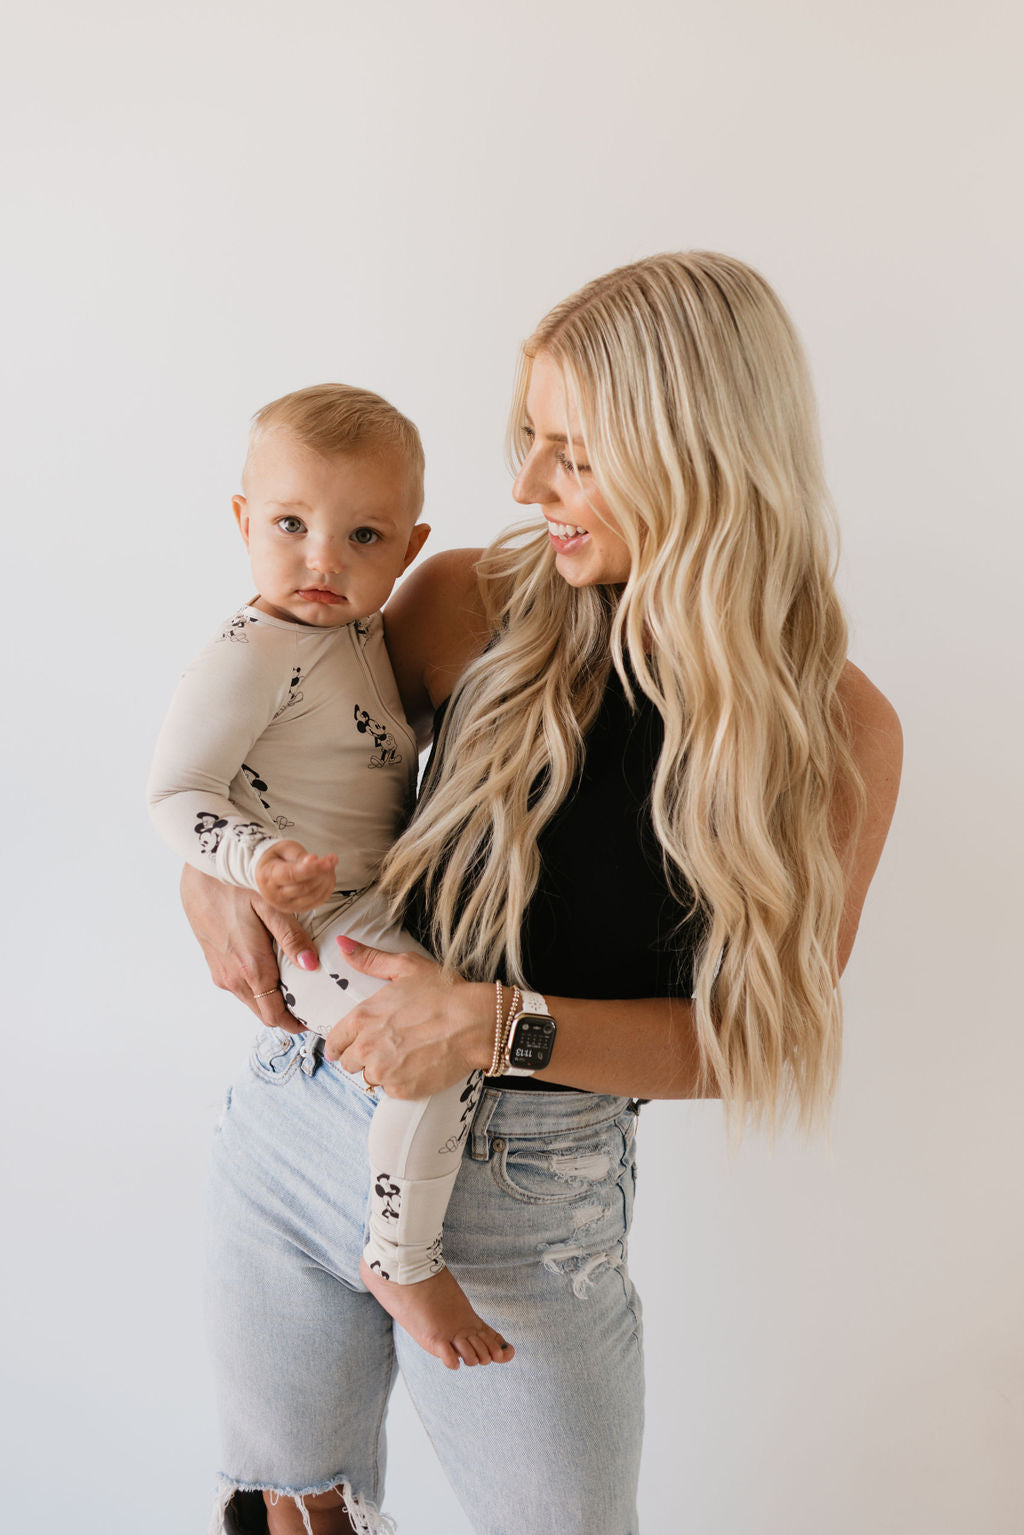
[211,1472,397,1535]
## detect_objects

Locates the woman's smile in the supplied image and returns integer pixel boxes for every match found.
[514,352,631,587]
[544,517,591,554]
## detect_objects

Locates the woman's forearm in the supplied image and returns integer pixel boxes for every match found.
[452,978,715,1100]
[520,993,716,1100]
[323,940,716,1102]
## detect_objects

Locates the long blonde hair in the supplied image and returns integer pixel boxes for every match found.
[383,251,864,1133]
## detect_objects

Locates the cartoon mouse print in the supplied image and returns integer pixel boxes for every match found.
[353,705,403,768]
[232,821,271,852]
[241,765,295,831]
[438,1071,484,1154]
[426,1233,444,1274]
[278,984,308,1029]
[242,763,271,812]
[218,612,258,643]
[326,891,362,982]
[194,812,228,855]
[272,666,304,719]
[373,1173,402,1224]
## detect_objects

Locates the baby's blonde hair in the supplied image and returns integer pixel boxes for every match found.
[245,383,424,503]
[382,251,865,1138]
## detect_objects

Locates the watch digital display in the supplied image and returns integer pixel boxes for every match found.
[507,1015,557,1069]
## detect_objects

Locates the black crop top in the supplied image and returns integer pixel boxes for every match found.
[406,668,706,1089]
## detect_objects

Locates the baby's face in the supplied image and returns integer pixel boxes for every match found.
[233,427,428,628]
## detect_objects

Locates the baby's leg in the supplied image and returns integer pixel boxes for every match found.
[364,1075,482,1284]
[362,1078,514,1370]
[273,906,513,1370]
[273,922,388,1037]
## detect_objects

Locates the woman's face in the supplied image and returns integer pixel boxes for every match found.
[512,352,631,588]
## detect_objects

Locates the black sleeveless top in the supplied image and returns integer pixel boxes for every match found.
[406,668,706,1089]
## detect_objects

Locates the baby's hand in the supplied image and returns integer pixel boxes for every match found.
[255,841,338,913]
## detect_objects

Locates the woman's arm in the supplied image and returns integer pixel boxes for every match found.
[323,947,707,1099]
[564,666,901,1094]
[383,547,490,742]
[833,660,904,974]
[324,663,902,1101]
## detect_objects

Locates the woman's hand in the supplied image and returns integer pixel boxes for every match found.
[179,864,318,1034]
[324,937,493,1098]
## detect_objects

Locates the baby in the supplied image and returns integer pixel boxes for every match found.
[148,384,512,1370]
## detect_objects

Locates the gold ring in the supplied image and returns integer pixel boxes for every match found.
[361,1069,379,1094]
[252,987,279,1000]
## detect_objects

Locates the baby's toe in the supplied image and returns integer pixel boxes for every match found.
[454,1333,488,1367]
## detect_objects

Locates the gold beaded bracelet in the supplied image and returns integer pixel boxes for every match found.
[488,981,522,1077]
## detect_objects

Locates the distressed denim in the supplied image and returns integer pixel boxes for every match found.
[207,1028,644,1534]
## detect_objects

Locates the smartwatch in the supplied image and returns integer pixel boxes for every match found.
[502,989,557,1076]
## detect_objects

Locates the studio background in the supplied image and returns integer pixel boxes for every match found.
[2,2,1020,1530]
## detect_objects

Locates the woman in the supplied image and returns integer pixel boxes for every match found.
[185,251,902,1535]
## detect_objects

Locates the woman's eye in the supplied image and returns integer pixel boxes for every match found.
[522,425,535,443]
[351,527,380,546]
[557,450,591,476]
[277,516,305,534]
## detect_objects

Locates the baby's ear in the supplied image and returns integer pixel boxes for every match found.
[401,522,430,571]
[232,495,250,545]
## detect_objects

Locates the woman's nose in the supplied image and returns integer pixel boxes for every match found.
[513,451,553,507]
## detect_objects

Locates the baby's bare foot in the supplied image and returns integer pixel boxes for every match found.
[359,1256,514,1371]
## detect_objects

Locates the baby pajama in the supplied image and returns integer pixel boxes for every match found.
[147,602,482,1284]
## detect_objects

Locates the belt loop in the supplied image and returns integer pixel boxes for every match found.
[468,1090,499,1160]
[299,1033,321,1076]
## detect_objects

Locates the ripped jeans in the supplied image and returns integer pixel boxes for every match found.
[206,1028,645,1535]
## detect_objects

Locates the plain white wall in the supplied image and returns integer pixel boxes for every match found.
[2,2,1021,1530]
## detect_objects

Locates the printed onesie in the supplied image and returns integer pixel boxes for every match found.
[147,603,483,1283]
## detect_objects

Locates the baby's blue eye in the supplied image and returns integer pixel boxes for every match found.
[351,528,380,545]
[277,516,305,534]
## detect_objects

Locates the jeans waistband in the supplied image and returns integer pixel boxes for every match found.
[467,1087,633,1159]
[284,1030,638,1156]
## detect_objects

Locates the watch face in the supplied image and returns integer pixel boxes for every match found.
[507,1015,556,1069]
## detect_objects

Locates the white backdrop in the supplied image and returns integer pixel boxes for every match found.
[2,2,1021,1531]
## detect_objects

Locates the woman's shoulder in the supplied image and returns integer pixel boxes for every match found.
[832,661,903,972]
[383,548,492,740]
[402,547,487,606]
[836,660,903,766]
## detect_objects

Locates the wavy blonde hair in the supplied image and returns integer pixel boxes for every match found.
[382,251,864,1134]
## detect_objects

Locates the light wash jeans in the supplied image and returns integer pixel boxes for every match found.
[206,1027,645,1535]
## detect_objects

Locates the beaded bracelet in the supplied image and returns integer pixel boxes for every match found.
[488,980,522,1077]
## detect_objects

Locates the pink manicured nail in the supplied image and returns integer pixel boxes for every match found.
[297,950,318,971]
[336,935,358,955]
